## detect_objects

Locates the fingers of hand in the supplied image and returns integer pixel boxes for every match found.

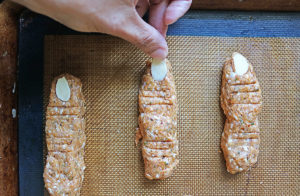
[136,0,149,17]
[165,0,192,25]
[132,21,168,59]
[135,27,168,59]
[112,11,168,59]
[149,0,169,37]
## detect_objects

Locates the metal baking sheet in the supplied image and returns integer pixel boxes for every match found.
[18,10,300,195]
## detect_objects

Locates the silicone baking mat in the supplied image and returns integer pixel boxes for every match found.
[19,11,300,195]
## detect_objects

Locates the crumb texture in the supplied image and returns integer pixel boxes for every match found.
[220,54,262,174]
[44,74,86,195]
[136,60,178,180]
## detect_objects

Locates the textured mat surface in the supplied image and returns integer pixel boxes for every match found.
[43,35,299,195]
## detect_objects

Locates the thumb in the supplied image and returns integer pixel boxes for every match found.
[114,12,168,60]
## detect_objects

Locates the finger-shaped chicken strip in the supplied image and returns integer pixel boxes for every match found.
[44,74,86,195]
[136,59,178,180]
[220,53,262,174]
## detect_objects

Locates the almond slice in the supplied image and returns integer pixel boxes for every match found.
[233,52,249,75]
[151,58,167,81]
[56,77,71,101]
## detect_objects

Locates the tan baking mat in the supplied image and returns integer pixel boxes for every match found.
[43,35,300,195]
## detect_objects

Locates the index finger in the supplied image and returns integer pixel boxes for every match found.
[149,0,169,37]
[165,0,192,25]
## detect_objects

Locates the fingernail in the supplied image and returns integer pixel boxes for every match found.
[150,48,168,60]
[162,26,168,37]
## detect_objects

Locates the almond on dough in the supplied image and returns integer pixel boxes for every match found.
[44,74,86,195]
[220,53,262,174]
[136,59,179,180]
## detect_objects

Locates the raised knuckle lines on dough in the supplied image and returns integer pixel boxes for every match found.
[220,53,262,174]
[44,74,86,195]
[137,60,178,180]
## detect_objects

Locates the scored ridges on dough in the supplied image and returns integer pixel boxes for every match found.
[220,53,262,174]
[44,74,86,195]
[136,60,179,180]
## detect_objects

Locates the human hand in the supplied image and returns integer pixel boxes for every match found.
[13,0,192,59]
